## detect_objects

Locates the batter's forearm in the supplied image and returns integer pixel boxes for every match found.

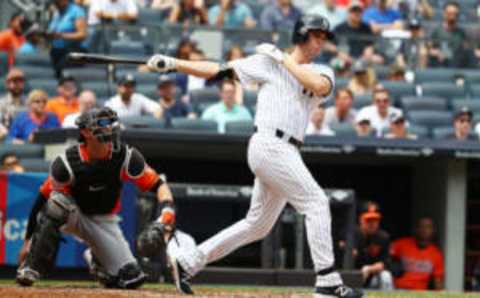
[175,59,221,79]
[157,182,173,203]
[283,56,331,96]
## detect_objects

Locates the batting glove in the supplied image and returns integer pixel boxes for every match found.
[156,201,176,226]
[147,54,177,72]
[255,43,285,64]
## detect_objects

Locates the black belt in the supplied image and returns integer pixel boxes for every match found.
[254,126,303,149]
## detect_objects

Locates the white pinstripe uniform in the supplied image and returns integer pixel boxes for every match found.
[172,54,342,287]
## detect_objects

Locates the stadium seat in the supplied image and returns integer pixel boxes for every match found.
[136,84,158,99]
[471,85,480,97]
[0,144,44,159]
[372,65,390,81]
[28,79,58,96]
[109,40,146,56]
[408,110,453,129]
[194,102,215,115]
[120,116,165,129]
[0,52,8,77]
[409,125,429,139]
[379,81,416,102]
[82,82,113,98]
[432,126,455,140]
[138,8,165,25]
[222,28,273,55]
[414,68,459,84]
[464,70,480,84]
[421,82,466,100]
[400,96,448,112]
[225,120,255,135]
[20,158,51,173]
[335,77,349,90]
[170,118,218,132]
[63,67,109,82]
[116,70,159,85]
[189,87,219,104]
[330,122,357,137]
[15,53,51,68]
[19,66,56,80]
[244,90,258,106]
[451,100,480,114]
[353,94,372,109]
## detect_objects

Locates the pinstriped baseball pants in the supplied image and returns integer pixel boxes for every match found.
[196,131,342,287]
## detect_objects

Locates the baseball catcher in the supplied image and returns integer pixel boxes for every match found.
[16,107,176,289]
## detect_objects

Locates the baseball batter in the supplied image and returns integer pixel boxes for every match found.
[16,107,177,289]
[147,15,363,298]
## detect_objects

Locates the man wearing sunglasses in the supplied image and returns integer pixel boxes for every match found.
[146,14,363,298]
[16,107,177,290]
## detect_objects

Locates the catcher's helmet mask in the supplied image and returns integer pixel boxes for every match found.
[76,107,122,151]
[292,14,335,44]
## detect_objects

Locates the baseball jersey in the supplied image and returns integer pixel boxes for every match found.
[391,237,444,290]
[356,104,402,137]
[229,54,335,141]
[105,93,160,118]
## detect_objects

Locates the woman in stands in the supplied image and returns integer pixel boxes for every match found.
[168,0,208,26]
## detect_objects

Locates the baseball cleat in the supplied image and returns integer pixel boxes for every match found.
[167,253,194,295]
[16,265,39,287]
[315,285,364,298]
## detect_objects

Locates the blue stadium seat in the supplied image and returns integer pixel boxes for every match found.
[380,81,416,102]
[451,99,480,114]
[20,158,51,173]
[189,87,219,104]
[109,40,146,56]
[373,65,390,81]
[82,82,113,98]
[170,118,218,132]
[335,77,349,90]
[409,125,429,139]
[330,122,356,137]
[432,126,455,140]
[120,116,165,129]
[15,53,51,68]
[20,66,56,80]
[28,79,58,96]
[63,67,109,82]
[116,70,159,85]
[415,68,459,84]
[401,96,448,112]
[353,94,372,109]
[136,84,158,99]
[471,85,480,97]
[421,82,466,100]
[464,71,480,84]
[138,8,166,25]
[0,144,44,159]
[225,120,255,135]
[0,52,8,77]
[244,90,258,106]
[408,110,453,129]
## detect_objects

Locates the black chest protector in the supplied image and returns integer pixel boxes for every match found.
[65,144,127,215]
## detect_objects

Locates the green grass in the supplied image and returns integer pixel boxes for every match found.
[1,280,480,297]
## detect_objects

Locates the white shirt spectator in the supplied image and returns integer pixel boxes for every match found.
[62,112,81,128]
[306,122,335,136]
[88,0,139,25]
[324,106,357,128]
[357,105,402,137]
[104,93,160,118]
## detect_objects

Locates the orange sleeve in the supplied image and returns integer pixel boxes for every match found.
[0,30,12,52]
[390,239,401,258]
[40,176,72,198]
[432,248,445,278]
[121,165,160,192]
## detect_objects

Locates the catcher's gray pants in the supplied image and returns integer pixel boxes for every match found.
[194,132,343,287]
[61,210,136,276]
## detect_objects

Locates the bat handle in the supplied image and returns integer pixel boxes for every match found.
[156,60,166,69]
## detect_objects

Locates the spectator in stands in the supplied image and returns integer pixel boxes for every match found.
[105,73,160,118]
[260,0,302,32]
[354,201,394,290]
[311,0,347,30]
[225,45,245,61]
[391,217,444,290]
[201,79,252,133]
[168,0,208,25]
[389,0,434,19]
[7,89,60,144]
[397,18,428,69]
[48,0,87,78]
[157,74,195,126]
[362,0,403,34]
[347,59,377,96]
[0,152,24,173]
[449,107,476,141]
[355,113,374,137]
[306,105,335,136]
[46,74,79,124]
[62,90,97,128]
[208,0,256,29]
[387,63,406,81]
[88,0,139,25]
[333,1,384,66]
[0,68,27,130]
[385,111,417,139]
[151,0,176,11]
[17,23,43,55]
[428,1,469,68]
[0,12,28,66]
[357,85,402,137]
[324,88,357,128]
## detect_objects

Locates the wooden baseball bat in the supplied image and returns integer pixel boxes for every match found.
[67,52,165,68]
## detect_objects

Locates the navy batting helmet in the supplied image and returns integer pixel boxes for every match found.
[292,14,335,44]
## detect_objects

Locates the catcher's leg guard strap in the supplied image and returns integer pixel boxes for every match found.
[316,266,336,276]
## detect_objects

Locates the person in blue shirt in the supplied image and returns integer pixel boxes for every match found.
[201,79,252,133]
[17,23,43,55]
[362,0,403,34]
[47,0,87,77]
[260,0,303,32]
[157,74,196,127]
[208,0,256,28]
[8,89,60,144]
